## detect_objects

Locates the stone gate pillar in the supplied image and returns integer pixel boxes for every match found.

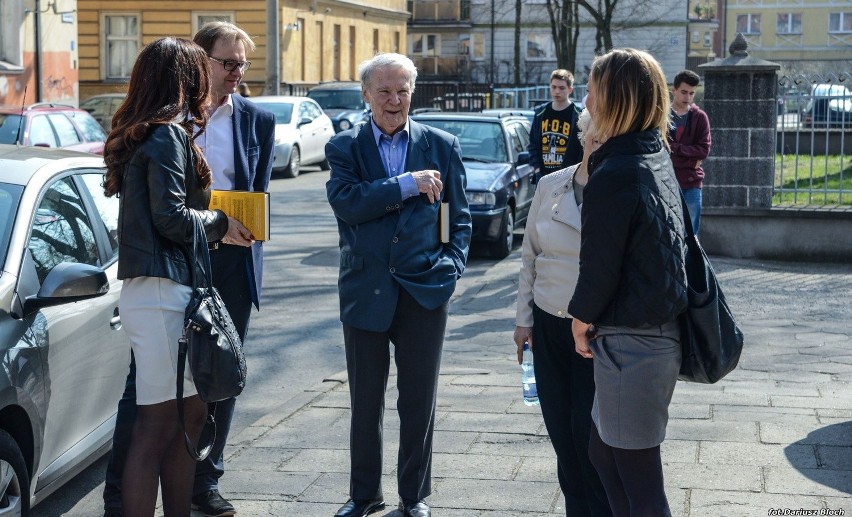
[699,33,780,209]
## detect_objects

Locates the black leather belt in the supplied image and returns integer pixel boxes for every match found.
[208,241,220,251]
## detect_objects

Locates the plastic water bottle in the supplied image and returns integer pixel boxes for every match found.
[521,342,539,406]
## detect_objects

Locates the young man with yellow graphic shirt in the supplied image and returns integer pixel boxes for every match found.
[528,69,584,182]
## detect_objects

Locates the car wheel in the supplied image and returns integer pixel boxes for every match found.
[0,429,29,516]
[283,147,301,179]
[489,208,514,259]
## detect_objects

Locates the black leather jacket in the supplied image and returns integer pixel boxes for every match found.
[568,129,688,327]
[117,123,228,285]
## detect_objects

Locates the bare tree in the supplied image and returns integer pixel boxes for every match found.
[514,0,522,85]
[545,0,582,72]
[577,0,675,54]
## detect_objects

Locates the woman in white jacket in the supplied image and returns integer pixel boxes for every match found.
[514,109,610,517]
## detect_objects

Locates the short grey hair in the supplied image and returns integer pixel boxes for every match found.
[358,53,418,93]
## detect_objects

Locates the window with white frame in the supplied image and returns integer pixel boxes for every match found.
[459,33,485,60]
[0,0,23,68]
[526,33,555,60]
[829,12,852,34]
[692,31,699,43]
[103,14,139,80]
[704,32,712,47]
[193,12,234,34]
[777,13,802,35]
[736,13,761,34]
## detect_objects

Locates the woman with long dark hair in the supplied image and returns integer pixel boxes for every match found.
[568,48,688,516]
[103,37,244,517]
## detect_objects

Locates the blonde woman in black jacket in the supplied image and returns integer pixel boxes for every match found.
[568,48,688,517]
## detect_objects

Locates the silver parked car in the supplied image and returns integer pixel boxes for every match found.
[248,95,335,178]
[0,145,130,514]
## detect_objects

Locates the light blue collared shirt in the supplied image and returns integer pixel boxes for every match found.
[371,119,419,200]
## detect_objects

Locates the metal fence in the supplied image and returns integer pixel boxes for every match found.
[775,73,851,206]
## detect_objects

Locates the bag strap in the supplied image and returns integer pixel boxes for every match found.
[177,336,217,461]
[177,212,217,461]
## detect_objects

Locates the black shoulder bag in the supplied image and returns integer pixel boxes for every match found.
[678,196,745,384]
[177,214,247,460]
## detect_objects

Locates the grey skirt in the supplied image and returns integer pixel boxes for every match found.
[589,321,681,449]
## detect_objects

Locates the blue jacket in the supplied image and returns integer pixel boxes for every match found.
[229,94,275,308]
[326,119,472,332]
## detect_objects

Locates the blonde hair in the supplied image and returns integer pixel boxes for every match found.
[588,48,670,147]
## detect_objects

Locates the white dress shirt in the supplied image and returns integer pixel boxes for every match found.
[198,94,237,190]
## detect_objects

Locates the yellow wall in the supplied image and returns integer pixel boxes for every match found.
[726,1,851,62]
[77,0,409,98]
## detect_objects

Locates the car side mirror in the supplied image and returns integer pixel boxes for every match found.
[297,117,313,127]
[24,262,109,314]
[516,151,531,165]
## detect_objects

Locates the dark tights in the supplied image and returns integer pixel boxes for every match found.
[122,395,206,517]
[588,425,672,517]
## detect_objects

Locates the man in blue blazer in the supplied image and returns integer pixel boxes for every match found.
[102,22,274,517]
[326,53,471,517]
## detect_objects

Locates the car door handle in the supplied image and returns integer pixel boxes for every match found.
[110,307,122,330]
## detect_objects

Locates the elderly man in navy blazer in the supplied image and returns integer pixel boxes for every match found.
[326,53,471,517]
[102,22,275,517]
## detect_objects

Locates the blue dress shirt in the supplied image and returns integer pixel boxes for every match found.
[371,119,419,200]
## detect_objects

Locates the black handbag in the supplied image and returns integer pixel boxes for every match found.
[177,214,247,460]
[678,197,744,384]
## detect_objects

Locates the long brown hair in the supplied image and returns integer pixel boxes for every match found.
[103,37,212,197]
[588,48,670,148]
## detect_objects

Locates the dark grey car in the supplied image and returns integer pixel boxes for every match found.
[0,145,130,514]
[411,112,535,258]
[307,82,371,132]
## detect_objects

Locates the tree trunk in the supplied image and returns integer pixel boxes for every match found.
[514,0,522,85]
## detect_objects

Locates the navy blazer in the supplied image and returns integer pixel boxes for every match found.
[228,94,275,308]
[326,119,472,332]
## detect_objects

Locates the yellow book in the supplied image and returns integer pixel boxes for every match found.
[209,190,271,241]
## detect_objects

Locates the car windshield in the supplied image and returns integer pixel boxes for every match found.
[0,114,24,145]
[419,120,508,162]
[0,182,23,271]
[254,102,294,124]
[307,90,365,110]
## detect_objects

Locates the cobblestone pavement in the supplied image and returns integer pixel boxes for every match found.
[190,256,852,516]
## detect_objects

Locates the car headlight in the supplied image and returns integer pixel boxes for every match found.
[339,119,352,130]
[465,191,496,206]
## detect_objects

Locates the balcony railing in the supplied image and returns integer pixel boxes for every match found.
[412,55,468,77]
[408,0,471,23]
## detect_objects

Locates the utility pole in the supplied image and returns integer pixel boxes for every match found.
[266,0,281,95]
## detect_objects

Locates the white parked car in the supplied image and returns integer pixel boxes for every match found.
[248,96,334,178]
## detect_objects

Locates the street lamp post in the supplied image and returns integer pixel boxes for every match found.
[266,0,281,95]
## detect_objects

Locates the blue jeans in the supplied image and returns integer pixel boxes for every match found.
[681,188,702,235]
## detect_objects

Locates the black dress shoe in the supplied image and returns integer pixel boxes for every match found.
[191,490,236,516]
[334,498,386,517]
[399,500,431,517]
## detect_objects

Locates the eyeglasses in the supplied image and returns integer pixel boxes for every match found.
[208,56,252,73]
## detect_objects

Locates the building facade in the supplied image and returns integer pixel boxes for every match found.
[76,0,409,99]
[407,0,688,86]
[726,0,851,73]
[1,0,79,106]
